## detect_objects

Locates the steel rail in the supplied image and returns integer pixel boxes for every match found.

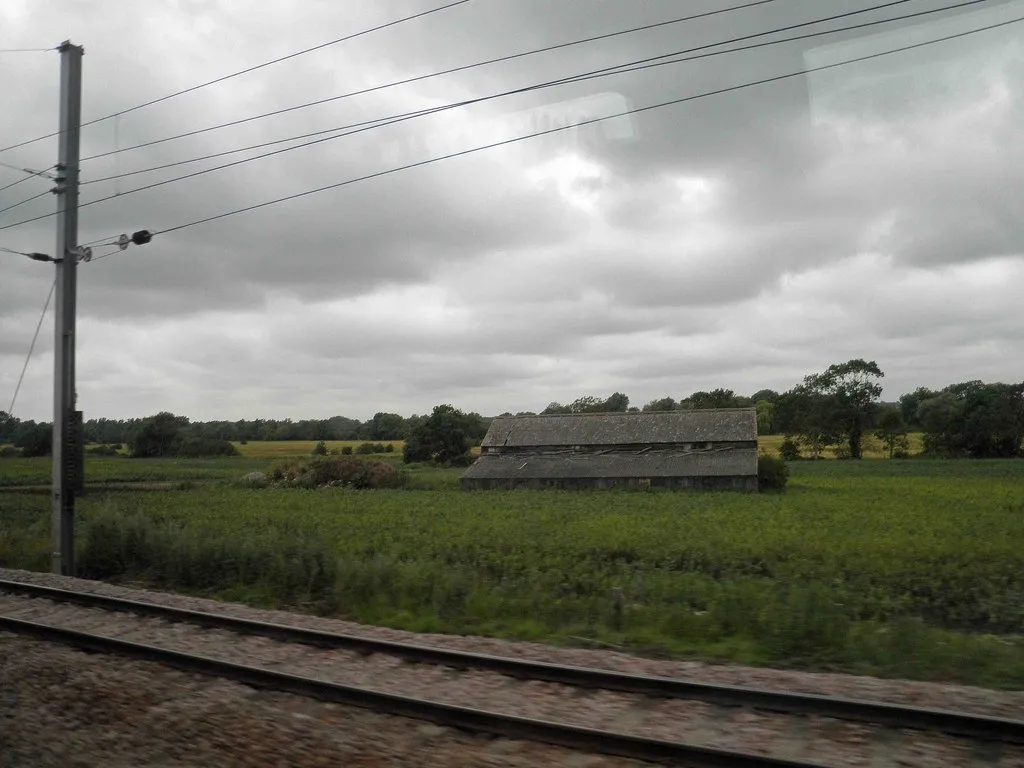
[0,614,823,768]
[2,579,1022,745]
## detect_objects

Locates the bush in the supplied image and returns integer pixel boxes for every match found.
[385,443,395,453]
[758,455,789,491]
[833,443,852,460]
[356,442,387,455]
[311,440,328,456]
[176,437,239,458]
[86,444,121,457]
[268,456,405,490]
[0,445,21,458]
[341,446,353,455]
[778,437,801,462]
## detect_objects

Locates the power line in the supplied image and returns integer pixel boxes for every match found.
[142,13,1022,242]
[79,0,785,164]
[0,0,472,155]
[0,175,36,194]
[79,0,787,184]
[24,0,993,229]
[0,160,55,180]
[0,189,51,217]
[79,0,991,191]
[0,47,55,53]
[6,278,56,418]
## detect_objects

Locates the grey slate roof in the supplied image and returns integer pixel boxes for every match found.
[461,448,756,480]
[480,408,756,448]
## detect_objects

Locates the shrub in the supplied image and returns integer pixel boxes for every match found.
[86,444,121,457]
[176,437,239,458]
[356,442,387,455]
[758,455,789,491]
[778,437,801,462]
[0,445,21,458]
[268,456,405,490]
[385,443,395,453]
[341,446,353,455]
[311,440,328,456]
[833,443,852,460]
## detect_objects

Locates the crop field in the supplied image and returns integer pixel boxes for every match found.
[233,440,405,459]
[1,449,1022,688]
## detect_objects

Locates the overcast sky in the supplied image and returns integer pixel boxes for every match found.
[1,0,1021,422]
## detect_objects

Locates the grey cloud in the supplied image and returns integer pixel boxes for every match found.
[1,0,1022,420]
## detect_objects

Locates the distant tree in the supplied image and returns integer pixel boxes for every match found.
[568,395,605,413]
[749,389,780,405]
[802,359,884,460]
[403,404,473,465]
[0,410,19,443]
[918,381,1024,458]
[755,400,775,435]
[642,397,677,412]
[541,402,570,415]
[603,392,630,412]
[129,412,189,458]
[683,389,741,410]
[14,422,51,458]
[367,412,406,441]
[311,440,328,456]
[874,407,909,459]
[898,387,937,429]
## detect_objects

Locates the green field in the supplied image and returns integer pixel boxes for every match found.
[1,450,1022,688]
[233,440,405,459]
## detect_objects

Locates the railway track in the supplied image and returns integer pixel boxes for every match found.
[1,578,1021,767]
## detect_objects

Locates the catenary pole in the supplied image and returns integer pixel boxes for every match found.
[51,40,83,576]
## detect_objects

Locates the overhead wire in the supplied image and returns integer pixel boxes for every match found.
[78,0,921,166]
[0,190,52,217]
[78,0,993,191]
[89,13,1016,247]
[79,0,788,184]
[79,0,785,164]
[0,176,37,194]
[0,160,55,180]
[0,0,472,155]
[5,0,994,234]
[6,278,56,418]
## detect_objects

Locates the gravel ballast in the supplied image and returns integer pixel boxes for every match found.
[1,567,1022,766]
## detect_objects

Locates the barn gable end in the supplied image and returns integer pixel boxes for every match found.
[461,409,758,491]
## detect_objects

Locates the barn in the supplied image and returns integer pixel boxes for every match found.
[460,408,758,491]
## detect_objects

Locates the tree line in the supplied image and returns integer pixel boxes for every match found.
[1,358,1021,460]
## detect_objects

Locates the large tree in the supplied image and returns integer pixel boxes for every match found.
[128,412,190,458]
[403,404,474,465]
[774,386,842,459]
[803,359,884,459]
